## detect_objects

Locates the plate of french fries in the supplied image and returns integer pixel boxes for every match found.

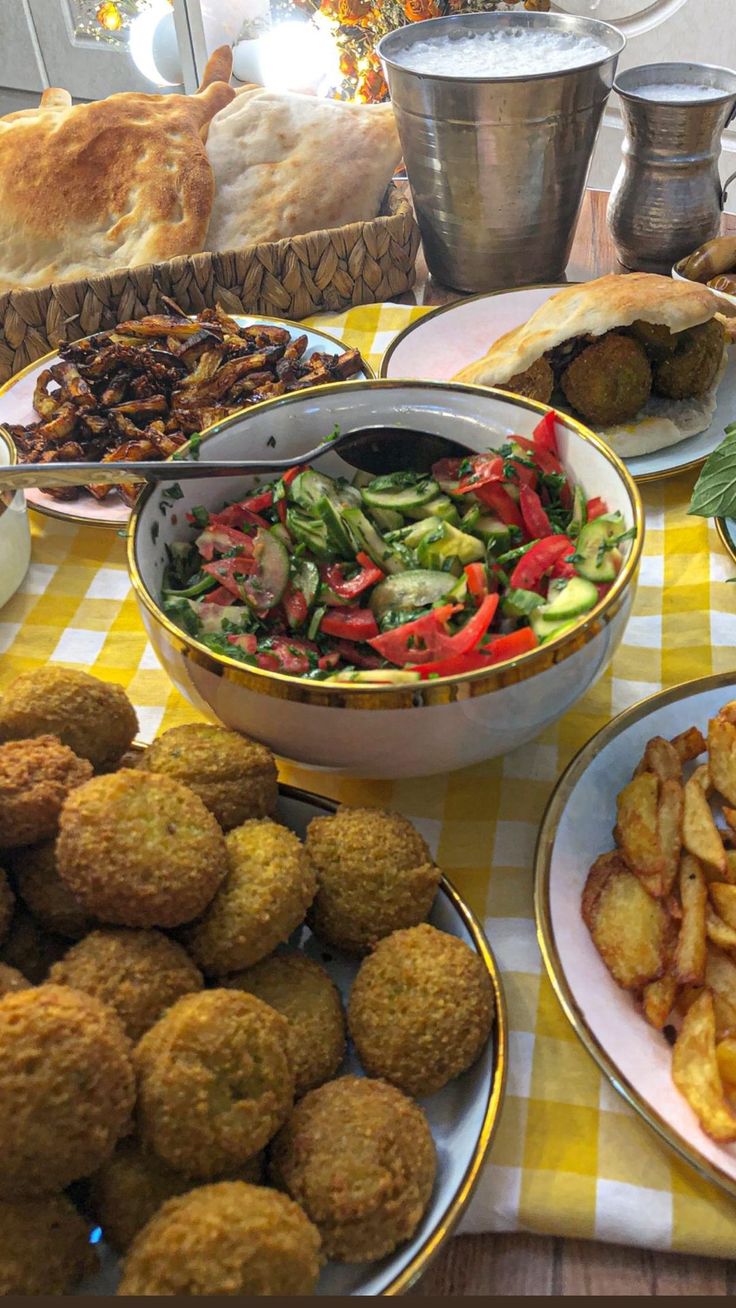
[535,674,736,1194]
[0,308,367,528]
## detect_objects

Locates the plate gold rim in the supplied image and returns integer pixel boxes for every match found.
[0,314,374,531]
[533,670,736,1201]
[715,514,736,566]
[379,284,719,486]
[122,766,508,1296]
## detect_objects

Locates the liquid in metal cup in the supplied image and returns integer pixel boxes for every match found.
[378,13,625,293]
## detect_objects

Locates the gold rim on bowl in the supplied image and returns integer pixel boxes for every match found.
[0,422,17,520]
[534,670,736,1201]
[0,314,374,530]
[380,284,717,486]
[127,378,644,711]
[715,515,736,566]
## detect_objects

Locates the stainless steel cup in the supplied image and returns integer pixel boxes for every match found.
[378,12,625,293]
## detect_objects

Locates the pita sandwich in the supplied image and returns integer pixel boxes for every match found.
[0,48,235,294]
[455,273,729,458]
[204,88,402,251]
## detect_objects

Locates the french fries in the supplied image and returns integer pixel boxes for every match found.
[672,991,736,1143]
[581,704,736,1141]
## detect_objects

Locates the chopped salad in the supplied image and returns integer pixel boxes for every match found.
[162,411,634,684]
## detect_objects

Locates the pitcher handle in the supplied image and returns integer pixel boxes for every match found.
[722,169,736,212]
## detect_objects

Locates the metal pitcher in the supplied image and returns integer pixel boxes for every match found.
[607,63,736,273]
[378,12,624,293]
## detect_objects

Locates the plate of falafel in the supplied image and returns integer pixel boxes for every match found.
[381,273,734,482]
[0,666,505,1297]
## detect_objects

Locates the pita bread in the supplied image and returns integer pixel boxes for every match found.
[204,88,402,251]
[454,273,727,456]
[0,49,235,294]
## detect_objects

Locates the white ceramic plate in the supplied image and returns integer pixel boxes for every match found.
[78,782,506,1297]
[535,673,736,1198]
[381,286,736,483]
[0,317,369,529]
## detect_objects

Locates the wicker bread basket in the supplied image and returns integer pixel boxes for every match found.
[0,183,419,385]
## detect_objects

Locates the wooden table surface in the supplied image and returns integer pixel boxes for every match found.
[406,189,736,1298]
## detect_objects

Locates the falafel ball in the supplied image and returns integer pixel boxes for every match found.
[0,736,92,849]
[12,839,93,939]
[0,867,13,944]
[0,962,31,995]
[499,355,554,404]
[186,819,316,976]
[226,952,345,1097]
[306,807,440,955]
[0,668,138,772]
[49,928,203,1043]
[628,319,678,360]
[90,1139,264,1254]
[560,333,652,426]
[0,907,66,983]
[347,923,494,1097]
[270,1075,436,1262]
[0,984,134,1196]
[138,724,278,831]
[653,317,726,399]
[135,989,294,1178]
[0,1193,98,1295]
[117,1181,322,1296]
[56,769,226,929]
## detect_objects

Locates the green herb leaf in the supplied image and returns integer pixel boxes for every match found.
[689,426,736,518]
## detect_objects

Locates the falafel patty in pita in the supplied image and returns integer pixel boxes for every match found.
[454,273,729,458]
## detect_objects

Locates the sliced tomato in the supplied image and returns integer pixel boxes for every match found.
[276,499,288,525]
[473,482,525,532]
[242,489,274,512]
[431,457,464,493]
[283,464,306,486]
[324,555,384,600]
[481,626,538,663]
[509,536,574,592]
[205,585,236,606]
[209,502,270,531]
[369,603,462,666]
[416,651,496,679]
[202,555,258,600]
[455,455,504,494]
[464,562,487,599]
[587,496,608,521]
[505,457,537,490]
[533,410,559,456]
[597,581,613,601]
[320,608,379,641]
[549,557,577,582]
[195,524,254,562]
[512,434,564,479]
[330,639,384,669]
[519,486,553,539]
[283,584,309,630]
[257,636,318,676]
[226,633,258,654]
[318,649,341,671]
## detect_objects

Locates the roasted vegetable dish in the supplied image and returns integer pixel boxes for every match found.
[162,410,634,684]
[582,704,736,1144]
[5,302,363,506]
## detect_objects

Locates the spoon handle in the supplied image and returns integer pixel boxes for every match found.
[0,457,308,492]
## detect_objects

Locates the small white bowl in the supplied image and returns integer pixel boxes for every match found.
[0,427,31,609]
[128,381,643,778]
[672,258,736,309]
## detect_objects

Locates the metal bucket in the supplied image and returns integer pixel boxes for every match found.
[378,12,625,293]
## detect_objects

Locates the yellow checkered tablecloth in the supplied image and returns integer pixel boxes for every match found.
[3,301,736,1256]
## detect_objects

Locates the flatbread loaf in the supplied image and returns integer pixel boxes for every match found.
[204,88,402,251]
[0,48,235,294]
[454,273,727,457]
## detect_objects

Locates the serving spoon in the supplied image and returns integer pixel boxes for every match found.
[0,425,475,492]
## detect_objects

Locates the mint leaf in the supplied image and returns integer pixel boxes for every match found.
[689,425,736,518]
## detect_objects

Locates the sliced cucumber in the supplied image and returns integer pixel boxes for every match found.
[289,469,337,512]
[370,569,456,619]
[404,494,459,524]
[191,601,243,633]
[570,484,587,537]
[574,512,628,583]
[530,610,580,642]
[342,508,408,575]
[240,528,290,615]
[475,516,511,552]
[362,478,439,512]
[412,519,484,567]
[542,575,598,620]
[286,508,335,560]
[317,495,356,557]
[291,558,319,608]
[367,505,404,533]
[502,587,546,619]
[326,668,422,684]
